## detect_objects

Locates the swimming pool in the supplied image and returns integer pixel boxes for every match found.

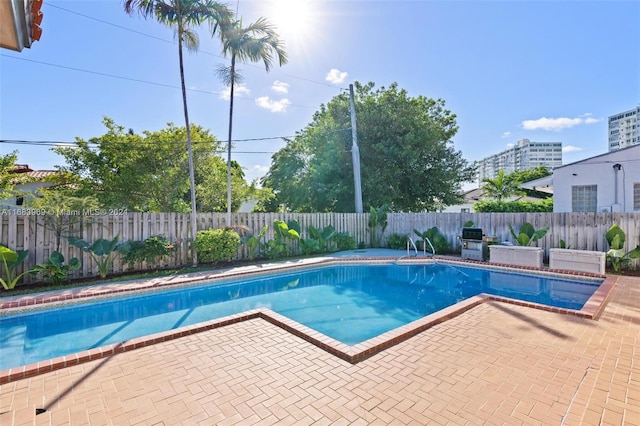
[0,261,603,372]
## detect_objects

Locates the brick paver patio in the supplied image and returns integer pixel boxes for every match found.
[1,271,638,425]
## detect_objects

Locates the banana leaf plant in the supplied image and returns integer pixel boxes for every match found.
[368,204,389,248]
[308,224,336,253]
[507,222,548,246]
[69,235,128,278]
[29,251,81,286]
[246,225,268,260]
[0,245,29,290]
[605,224,640,272]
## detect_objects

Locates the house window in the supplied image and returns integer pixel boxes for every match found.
[16,196,24,206]
[634,183,640,211]
[572,185,597,212]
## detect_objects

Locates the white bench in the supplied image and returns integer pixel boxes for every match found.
[489,245,543,268]
[549,249,606,275]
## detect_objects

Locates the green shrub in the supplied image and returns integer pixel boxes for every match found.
[474,198,553,212]
[386,233,407,250]
[122,235,179,268]
[195,228,240,263]
[334,232,356,251]
[414,227,449,254]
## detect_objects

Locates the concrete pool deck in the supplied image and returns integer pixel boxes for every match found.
[1,252,639,424]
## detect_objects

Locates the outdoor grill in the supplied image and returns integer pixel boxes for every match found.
[461,227,488,261]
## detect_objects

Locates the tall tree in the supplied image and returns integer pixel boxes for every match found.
[215,17,287,224]
[481,169,524,201]
[261,82,476,212]
[53,118,260,212]
[124,0,232,265]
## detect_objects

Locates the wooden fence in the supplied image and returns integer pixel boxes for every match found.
[1,211,639,283]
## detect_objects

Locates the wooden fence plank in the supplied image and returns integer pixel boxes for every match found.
[2,212,640,283]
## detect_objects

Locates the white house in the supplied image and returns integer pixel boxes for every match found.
[1,165,57,209]
[549,145,640,213]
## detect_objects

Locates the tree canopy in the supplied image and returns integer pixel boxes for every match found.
[481,166,552,201]
[260,82,476,212]
[53,117,264,212]
[0,152,20,200]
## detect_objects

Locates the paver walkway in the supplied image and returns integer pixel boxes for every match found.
[1,275,638,425]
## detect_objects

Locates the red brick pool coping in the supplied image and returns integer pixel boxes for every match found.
[0,256,616,385]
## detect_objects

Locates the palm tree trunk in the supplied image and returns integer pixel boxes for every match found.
[226,54,236,225]
[177,18,198,267]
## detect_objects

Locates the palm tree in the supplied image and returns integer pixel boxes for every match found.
[216,17,287,225]
[481,169,523,201]
[124,0,232,266]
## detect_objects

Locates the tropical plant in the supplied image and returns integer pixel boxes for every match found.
[122,235,179,268]
[334,232,357,251]
[246,225,268,260]
[215,16,287,224]
[194,228,240,263]
[308,224,336,253]
[368,204,388,248]
[69,235,128,278]
[605,224,640,272]
[29,251,81,286]
[414,227,449,254]
[0,245,29,290]
[124,0,233,266]
[265,220,299,259]
[507,222,548,246]
[481,169,524,201]
[298,238,320,256]
[386,233,407,250]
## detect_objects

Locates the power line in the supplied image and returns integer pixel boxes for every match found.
[0,127,349,150]
[1,55,318,110]
[46,3,345,90]
[0,136,294,146]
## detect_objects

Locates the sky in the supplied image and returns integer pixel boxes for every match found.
[1,0,639,190]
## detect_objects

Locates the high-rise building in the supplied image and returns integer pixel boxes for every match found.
[608,106,640,151]
[477,139,562,181]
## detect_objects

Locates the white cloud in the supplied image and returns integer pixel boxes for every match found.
[255,96,291,113]
[325,68,348,84]
[252,164,269,175]
[501,131,511,138]
[521,114,601,131]
[271,80,289,94]
[562,145,583,153]
[219,84,250,101]
[506,143,514,148]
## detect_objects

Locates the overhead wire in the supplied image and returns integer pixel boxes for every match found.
[0,55,318,110]
[0,127,351,152]
[45,3,345,90]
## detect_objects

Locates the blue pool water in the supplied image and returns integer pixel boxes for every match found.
[0,263,601,371]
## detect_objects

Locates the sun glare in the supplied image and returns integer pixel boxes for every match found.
[271,0,313,37]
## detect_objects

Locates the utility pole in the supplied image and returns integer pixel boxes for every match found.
[349,84,363,213]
